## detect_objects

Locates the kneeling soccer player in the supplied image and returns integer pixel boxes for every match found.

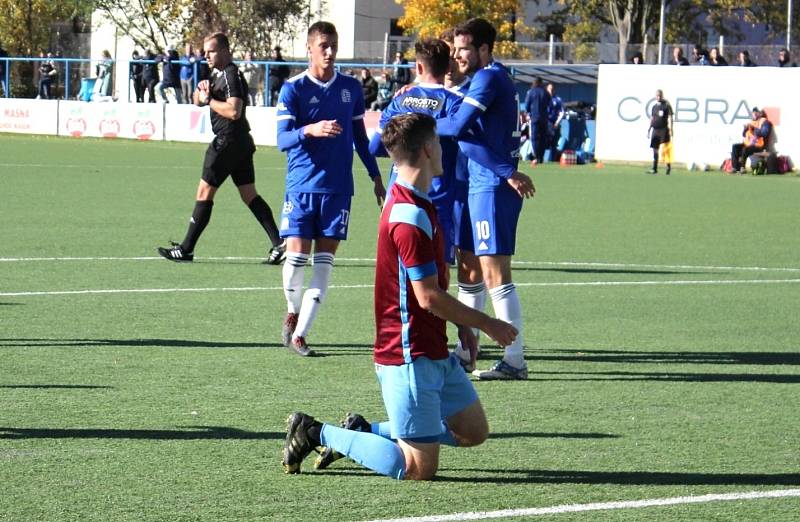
[282,113,517,480]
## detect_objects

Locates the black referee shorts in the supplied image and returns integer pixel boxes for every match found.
[650,128,670,150]
[201,133,256,187]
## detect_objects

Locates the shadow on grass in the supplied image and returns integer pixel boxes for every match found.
[436,468,800,486]
[489,432,619,440]
[529,371,800,384]
[0,426,283,440]
[0,338,373,352]
[0,385,112,389]
[512,267,711,276]
[527,349,800,366]
[0,302,23,306]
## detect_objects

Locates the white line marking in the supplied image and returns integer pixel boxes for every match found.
[1,256,799,273]
[0,163,287,170]
[363,488,800,522]
[2,279,799,298]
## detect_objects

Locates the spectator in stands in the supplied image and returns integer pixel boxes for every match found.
[370,71,394,111]
[629,51,644,64]
[239,50,261,106]
[709,47,728,66]
[360,67,378,109]
[546,82,565,153]
[671,47,689,65]
[142,49,159,103]
[37,52,58,99]
[692,45,708,65]
[158,45,182,103]
[180,43,195,104]
[647,89,673,175]
[524,77,551,165]
[393,50,410,86]
[737,50,756,67]
[194,48,210,83]
[778,48,796,67]
[268,46,290,106]
[130,50,145,102]
[96,49,114,98]
[731,107,772,173]
[0,40,8,96]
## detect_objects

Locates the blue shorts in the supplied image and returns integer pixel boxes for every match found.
[451,181,473,252]
[434,203,455,265]
[280,192,352,240]
[468,183,523,256]
[376,353,479,441]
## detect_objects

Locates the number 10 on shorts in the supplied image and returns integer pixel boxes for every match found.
[475,220,491,240]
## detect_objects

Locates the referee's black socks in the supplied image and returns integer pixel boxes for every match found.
[180,200,214,254]
[248,196,281,247]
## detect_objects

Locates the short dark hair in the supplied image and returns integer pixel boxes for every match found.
[439,28,454,43]
[205,32,230,50]
[308,21,337,41]
[381,113,437,165]
[414,39,450,78]
[455,18,496,53]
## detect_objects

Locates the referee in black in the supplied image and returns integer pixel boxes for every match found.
[646,89,673,175]
[158,32,285,264]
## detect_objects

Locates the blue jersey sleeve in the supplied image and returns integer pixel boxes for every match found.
[369,96,401,157]
[276,83,306,151]
[351,87,381,179]
[436,70,495,138]
[458,137,515,179]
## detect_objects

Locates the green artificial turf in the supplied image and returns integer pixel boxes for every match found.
[1,134,799,521]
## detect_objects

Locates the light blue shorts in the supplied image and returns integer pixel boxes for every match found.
[376,353,478,441]
[280,192,352,240]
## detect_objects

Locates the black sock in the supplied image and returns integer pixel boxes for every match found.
[180,200,214,253]
[248,196,281,247]
[653,151,658,171]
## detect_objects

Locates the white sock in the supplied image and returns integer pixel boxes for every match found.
[294,252,334,339]
[489,283,525,368]
[455,281,486,357]
[282,252,308,314]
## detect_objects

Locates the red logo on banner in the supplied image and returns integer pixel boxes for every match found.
[134,119,156,140]
[66,117,86,137]
[100,118,120,138]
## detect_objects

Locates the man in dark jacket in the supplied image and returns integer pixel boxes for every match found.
[142,49,160,102]
[524,77,551,164]
[130,50,145,102]
[158,46,183,103]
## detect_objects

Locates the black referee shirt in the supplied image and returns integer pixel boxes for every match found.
[209,62,251,136]
[650,101,673,130]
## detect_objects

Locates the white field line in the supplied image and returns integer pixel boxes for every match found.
[2,255,800,274]
[2,279,800,298]
[0,163,287,170]
[363,488,800,522]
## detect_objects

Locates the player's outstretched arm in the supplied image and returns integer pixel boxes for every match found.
[410,275,517,347]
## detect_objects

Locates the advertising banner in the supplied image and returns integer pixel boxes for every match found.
[596,65,800,166]
[0,99,58,135]
[58,101,163,140]
[163,104,214,143]
[248,106,278,147]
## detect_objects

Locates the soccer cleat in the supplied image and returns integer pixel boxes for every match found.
[665,166,671,175]
[472,360,529,381]
[281,313,299,347]
[290,336,313,357]
[283,412,322,474]
[264,241,286,265]
[646,169,657,175]
[157,242,193,262]
[314,412,371,470]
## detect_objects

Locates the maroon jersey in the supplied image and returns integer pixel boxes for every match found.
[374,180,449,365]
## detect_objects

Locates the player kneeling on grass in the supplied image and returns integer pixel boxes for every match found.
[282,113,517,480]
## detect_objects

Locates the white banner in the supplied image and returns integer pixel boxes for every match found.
[0,99,58,135]
[596,65,800,165]
[248,106,278,147]
[57,101,163,140]
[163,104,214,143]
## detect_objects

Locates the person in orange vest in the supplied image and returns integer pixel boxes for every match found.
[731,107,772,173]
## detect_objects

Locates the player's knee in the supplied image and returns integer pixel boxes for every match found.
[403,458,438,481]
[457,421,489,448]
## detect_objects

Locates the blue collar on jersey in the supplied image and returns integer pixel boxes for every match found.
[304,70,338,88]
[395,179,432,202]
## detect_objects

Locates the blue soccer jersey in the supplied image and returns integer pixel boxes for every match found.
[277,71,381,196]
[437,61,521,193]
[369,82,462,208]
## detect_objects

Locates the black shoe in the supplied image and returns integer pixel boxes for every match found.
[283,412,322,474]
[157,242,193,262]
[264,241,286,265]
[665,167,671,175]
[314,412,371,470]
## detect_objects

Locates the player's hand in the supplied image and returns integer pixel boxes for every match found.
[457,325,478,367]
[305,120,343,138]
[393,83,413,97]
[481,318,518,347]
[507,171,536,199]
[372,175,386,207]
[197,80,210,93]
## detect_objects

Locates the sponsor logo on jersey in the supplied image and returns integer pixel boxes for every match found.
[341,89,351,103]
[401,96,443,111]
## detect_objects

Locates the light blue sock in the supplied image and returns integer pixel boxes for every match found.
[321,424,406,480]
[370,420,458,446]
